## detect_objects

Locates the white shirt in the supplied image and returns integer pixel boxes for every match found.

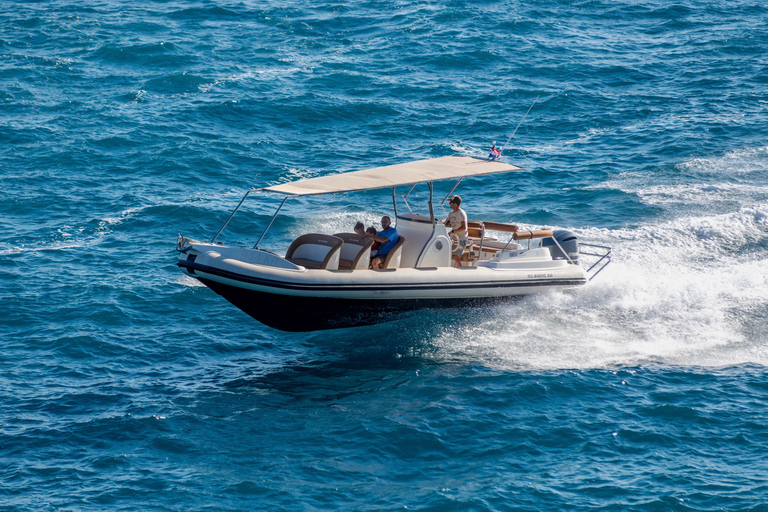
[447,208,468,240]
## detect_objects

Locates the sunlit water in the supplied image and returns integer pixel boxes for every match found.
[2,1,768,510]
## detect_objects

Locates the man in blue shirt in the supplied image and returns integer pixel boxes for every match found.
[367,215,398,269]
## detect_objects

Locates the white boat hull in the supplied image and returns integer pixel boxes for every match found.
[178,243,587,331]
[174,156,611,331]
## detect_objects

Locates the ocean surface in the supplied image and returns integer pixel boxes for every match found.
[3,0,768,510]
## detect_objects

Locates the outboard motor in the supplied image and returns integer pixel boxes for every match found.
[542,230,580,264]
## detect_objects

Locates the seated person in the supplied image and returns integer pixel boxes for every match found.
[366,226,380,258]
[353,221,365,236]
[366,215,398,269]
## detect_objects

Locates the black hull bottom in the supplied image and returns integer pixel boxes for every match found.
[199,278,534,332]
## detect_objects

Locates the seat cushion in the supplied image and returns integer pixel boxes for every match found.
[286,257,323,269]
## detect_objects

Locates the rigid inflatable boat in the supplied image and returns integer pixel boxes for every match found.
[176,156,611,331]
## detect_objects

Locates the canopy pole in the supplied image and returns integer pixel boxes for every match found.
[254,196,288,249]
[439,178,463,219]
[212,189,252,243]
[415,181,438,267]
[428,181,435,223]
[440,178,463,205]
[392,187,398,220]
[397,183,417,213]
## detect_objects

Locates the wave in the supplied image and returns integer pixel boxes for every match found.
[677,146,768,176]
[142,73,214,94]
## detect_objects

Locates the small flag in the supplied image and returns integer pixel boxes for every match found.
[489,143,500,161]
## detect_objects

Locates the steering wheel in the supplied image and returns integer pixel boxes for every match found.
[448,231,460,254]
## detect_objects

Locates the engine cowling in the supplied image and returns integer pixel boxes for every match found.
[542,230,579,264]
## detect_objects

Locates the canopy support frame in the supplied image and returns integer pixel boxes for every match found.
[212,189,253,244]
[439,178,463,218]
[254,196,289,249]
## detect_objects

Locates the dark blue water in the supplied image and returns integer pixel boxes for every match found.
[3,1,768,510]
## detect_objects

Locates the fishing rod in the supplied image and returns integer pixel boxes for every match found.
[498,94,541,156]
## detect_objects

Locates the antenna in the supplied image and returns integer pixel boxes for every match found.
[500,95,540,154]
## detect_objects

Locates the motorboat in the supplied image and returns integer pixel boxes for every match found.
[176,155,611,331]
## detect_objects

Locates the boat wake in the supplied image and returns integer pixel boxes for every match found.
[365,202,768,371]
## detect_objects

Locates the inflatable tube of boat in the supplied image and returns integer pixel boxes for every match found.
[482,221,519,233]
[513,229,554,240]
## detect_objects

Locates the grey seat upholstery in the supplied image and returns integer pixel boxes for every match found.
[381,236,406,269]
[285,234,344,269]
[333,233,375,270]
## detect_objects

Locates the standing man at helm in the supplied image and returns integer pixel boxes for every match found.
[445,195,468,267]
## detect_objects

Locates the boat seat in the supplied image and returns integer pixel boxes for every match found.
[333,233,374,270]
[475,245,502,253]
[467,221,485,240]
[462,245,480,263]
[285,234,344,270]
[381,236,406,269]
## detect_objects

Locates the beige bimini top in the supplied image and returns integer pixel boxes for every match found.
[261,156,523,197]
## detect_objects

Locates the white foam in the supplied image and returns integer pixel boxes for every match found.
[635,182,768,206]
[0,241,89,256]
[678,146,768,176]
[596,147,768,210]
[101,205,146,226]
[424,204,768,370]
[289,210,383,240]
[176,274,207,287]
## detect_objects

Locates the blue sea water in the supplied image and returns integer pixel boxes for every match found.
[3,0,768,510]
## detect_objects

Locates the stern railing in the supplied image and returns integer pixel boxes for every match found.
[579,243,612,281]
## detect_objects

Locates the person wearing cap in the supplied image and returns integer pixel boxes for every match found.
[444,195,468,267]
